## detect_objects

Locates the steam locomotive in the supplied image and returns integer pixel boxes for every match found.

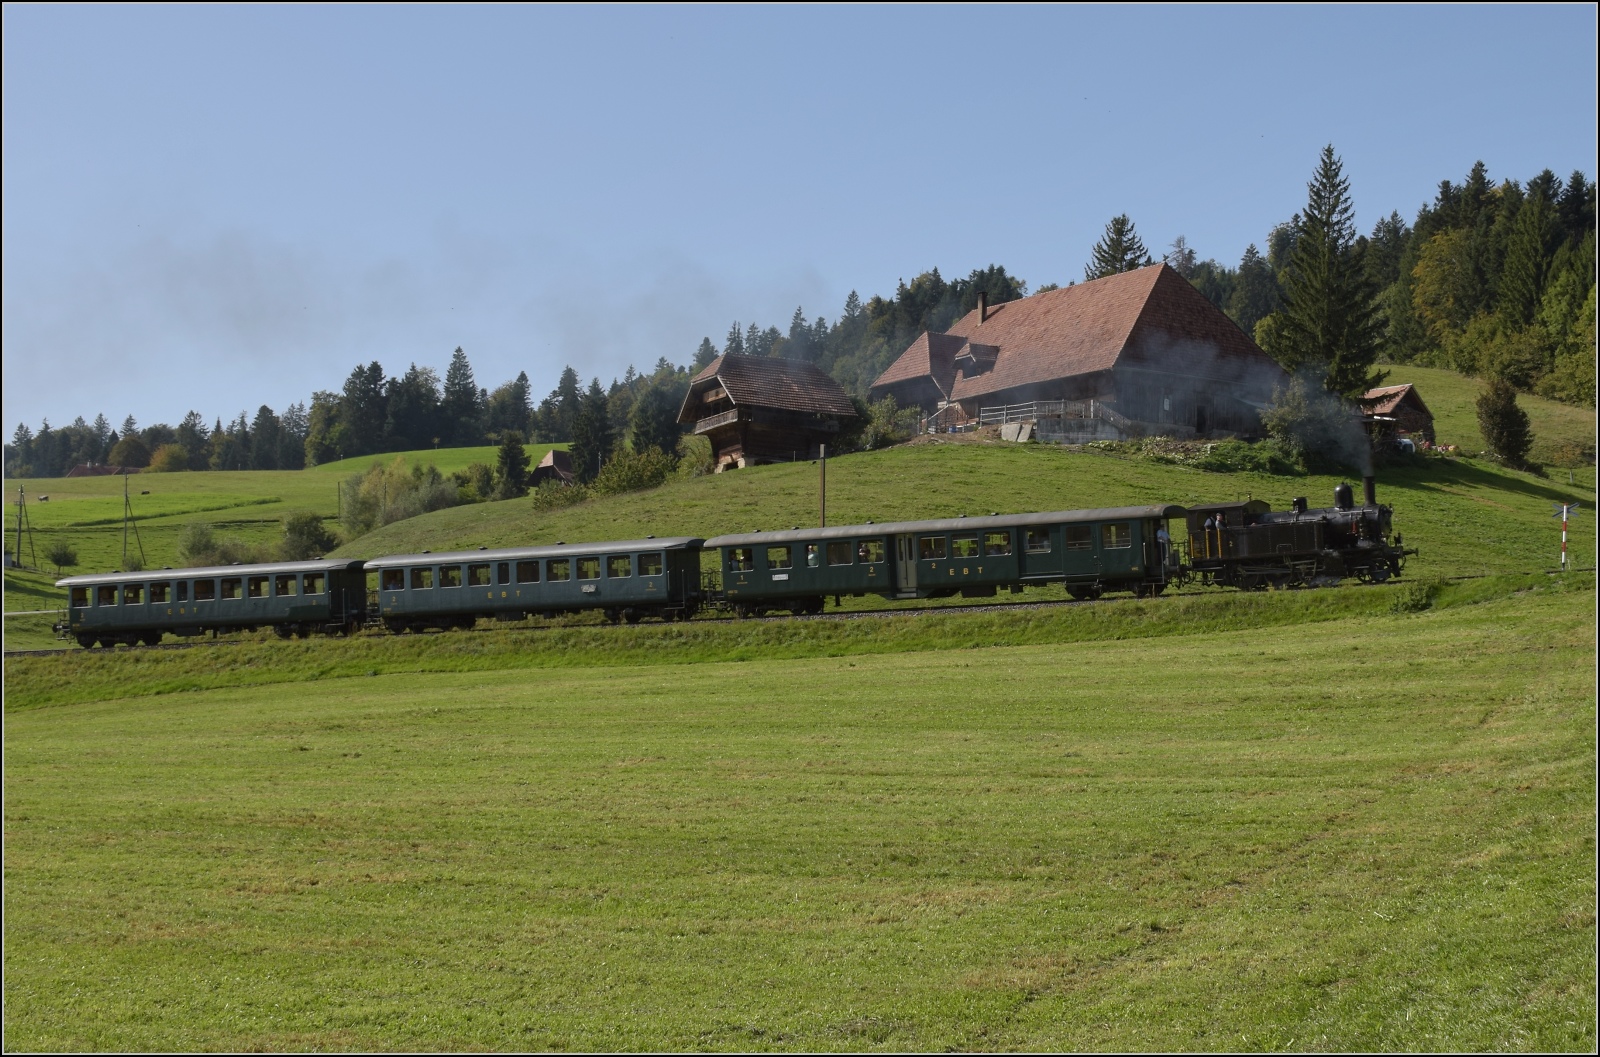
[52,480,1412,647]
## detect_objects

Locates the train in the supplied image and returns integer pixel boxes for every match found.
[53,477,1412,648]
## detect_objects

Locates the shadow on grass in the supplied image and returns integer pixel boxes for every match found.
[1383,458,1593,505]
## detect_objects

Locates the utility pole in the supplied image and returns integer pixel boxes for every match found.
[819,443,827,528]
[14,484,37,570]
[121,472,146,570]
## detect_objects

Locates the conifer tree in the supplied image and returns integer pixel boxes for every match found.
[692,338,718,373]
[1270,145,1385,400]
[493,430,530,499]
[1084,215,1153,280]
[441,347,483,445]
[569,380,613,484]
[1475,377,1532,467]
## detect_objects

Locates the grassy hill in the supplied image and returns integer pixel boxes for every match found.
[4,365,1594,1049]
[1383,365,1595,465]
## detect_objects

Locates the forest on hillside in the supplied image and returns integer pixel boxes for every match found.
[5,156,1593,481]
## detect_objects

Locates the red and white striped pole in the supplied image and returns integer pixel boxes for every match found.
[1552,502,1582,571]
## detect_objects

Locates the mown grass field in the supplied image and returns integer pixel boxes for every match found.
[4,575,1594,1050]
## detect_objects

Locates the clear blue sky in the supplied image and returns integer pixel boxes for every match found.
[3,5,1595,432]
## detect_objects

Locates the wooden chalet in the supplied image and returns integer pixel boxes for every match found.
[870,264,1286,440]
[678,354,859,471]
[1360,383,1435,444]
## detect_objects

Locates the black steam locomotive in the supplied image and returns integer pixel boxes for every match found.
[1182,475,1413,590]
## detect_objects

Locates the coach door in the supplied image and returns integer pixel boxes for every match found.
[895,534,917,593]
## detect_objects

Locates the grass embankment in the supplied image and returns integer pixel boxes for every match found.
[1391,365,1595,464]
[4,577,1593,1050]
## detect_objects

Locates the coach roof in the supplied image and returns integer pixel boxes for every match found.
[364,538,704,569]
[57,557,366,588]
[705,507,1186,547]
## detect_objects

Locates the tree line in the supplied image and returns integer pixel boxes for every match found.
[7,151,1591,480]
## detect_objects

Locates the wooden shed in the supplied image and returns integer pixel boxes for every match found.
[1360,383,1435,445]
[677,354,859,471]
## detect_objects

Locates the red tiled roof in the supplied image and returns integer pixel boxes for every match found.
[1361,383,1430,418]
[680,354,859,423]
[871,331,966,399]
[870,264,1281,403]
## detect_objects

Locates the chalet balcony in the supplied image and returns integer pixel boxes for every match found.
[693,406,844,436]
[693,407,741,434]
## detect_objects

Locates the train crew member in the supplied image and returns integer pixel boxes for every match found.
[1156,525,1170,566]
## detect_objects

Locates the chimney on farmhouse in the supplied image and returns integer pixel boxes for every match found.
[978,290,988,323]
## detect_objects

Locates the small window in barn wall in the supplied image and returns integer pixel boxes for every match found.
[1064,526,1092,550]
[516,561,540,583]
[918,536,947,560]
[639,552,664,576]
[547,559,571,582]
[1025,529,1051,554]
[1102,523,1133,549]
[983,531,1012,556]
[410,567,434,590]
[767,546,792,570]
[951,535,980,558]
[381,569,405,592]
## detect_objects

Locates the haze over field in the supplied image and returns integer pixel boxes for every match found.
[3,6,1594,428]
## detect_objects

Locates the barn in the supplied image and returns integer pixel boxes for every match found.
[870,263,1286,441]
[677,354,860,471]
[1360,383,1436,445]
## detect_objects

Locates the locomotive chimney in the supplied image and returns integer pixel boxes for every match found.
[977,290,988,323]
[1363,475,1377,508]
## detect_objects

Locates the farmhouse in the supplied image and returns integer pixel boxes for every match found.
[678,354,859,471]
[870,263,1286,441]
[1360,383,1436,445]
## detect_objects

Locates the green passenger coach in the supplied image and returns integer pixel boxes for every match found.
[56,558,370,647]
[366,537,705,629]
[704,506,1186,614]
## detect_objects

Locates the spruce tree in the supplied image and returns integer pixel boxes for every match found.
[628,385,681,458]
[441,347,483,445]
[1498,189,1558,328]
[1475,378,1532,467]
[568,380,613,484]
[493,430,530,499]
[1272,145,1385,400]
[692,338,718,373]
[1084,215,1153,281]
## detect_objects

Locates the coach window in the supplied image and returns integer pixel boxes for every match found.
[440,566,463,588]
[952,535,980,559]
[983,531,1012,556]
[729,548,753,573]
[97,584,119,606]
[303,573,326,594]
[547,559,571,582]
[767,546,792,570]
[516,560,540,583]
[1025,528,1051,554]
[607,555,632,578]
[1102,523,1133,549]
[805,544,820,568]
[919,536,947,560]
[381,569,405,592]
[195,579,217,601]
[71,587,90,608]
[275,575,297,596]
[410,567,434,590]
[497,562,511,586]
[468,563,492,587]
[858,538,886,563]
[577,557,601,580]
[244,576,267,599]
[1064,525,1092,550]
[639,552,664,576]
[150,581,171,604]
[122,582,144,604]
[827,541,853,566]
[176,581,189,602]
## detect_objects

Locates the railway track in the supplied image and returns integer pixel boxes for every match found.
[7,568,1588,659]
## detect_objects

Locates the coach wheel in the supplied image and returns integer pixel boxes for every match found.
[623,608,643,625]
[274,625,295,640]
[1067,585,1100,601]
[1133,583,1153,599]
[142,631,164,646]
[76,634,96,649]
[603,608,622,625]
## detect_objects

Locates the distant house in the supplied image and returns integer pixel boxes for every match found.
[677,354,859,471]
[529,448,575,487]
[65,464,140,478]
[1360,383,1435,445]
[870,263,1286,441]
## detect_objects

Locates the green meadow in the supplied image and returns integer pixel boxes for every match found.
[3,369,1595,1050]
